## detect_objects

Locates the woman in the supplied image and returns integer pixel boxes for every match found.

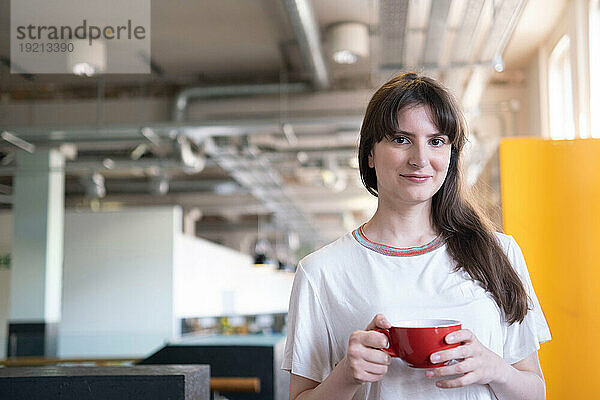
[282,73,551,400]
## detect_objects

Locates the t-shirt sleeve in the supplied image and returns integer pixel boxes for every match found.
[281,262,334,383]
[502,236,552,364]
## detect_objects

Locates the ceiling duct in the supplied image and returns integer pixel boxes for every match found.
[204,137,322,246]
[171,0,330,123]
[459,0,527,186]
[451,0,486,64]
[422,0,452,66]
[444,0,486,97]
[172,83,308,122]
[462,0,527,110]
[1,131,36,154]
[281,0,330,90]
[379,0,410,68]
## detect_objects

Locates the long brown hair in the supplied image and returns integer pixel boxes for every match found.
[358,72,529,324]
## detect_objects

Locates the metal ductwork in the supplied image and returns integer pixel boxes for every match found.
[171,0,330,123]
[203,137,322,246]
[172,83,308,122]
[281,0,331,90]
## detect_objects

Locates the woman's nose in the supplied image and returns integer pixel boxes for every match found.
[408,145,427,168]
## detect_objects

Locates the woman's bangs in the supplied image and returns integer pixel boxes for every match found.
[378,97,403,142]
[370,77,461,145]
[424,88,458,143]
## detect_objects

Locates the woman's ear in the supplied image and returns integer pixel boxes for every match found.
[368,151,374,168]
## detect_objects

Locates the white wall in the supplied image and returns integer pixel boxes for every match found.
[1,206,295,360]
[59,206,180,358]
[0,212,12,360]
[174,233,294,318]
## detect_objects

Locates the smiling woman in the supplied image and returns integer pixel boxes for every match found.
[282,73,551,400]
[367,105,451,207]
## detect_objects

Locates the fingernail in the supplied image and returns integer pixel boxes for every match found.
[431,354,440,362]
[446,334,454,342]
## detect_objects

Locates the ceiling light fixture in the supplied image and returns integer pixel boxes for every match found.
[281,123,298,145]
[68,40,106,76]
[72,63,96,76]
[296,151,309,164]
[102,158,115,169]
[493,53,505,72]
[149,173,170,195]
[176,136,206,174]
[81,172,106,199]
[328,22,369,64]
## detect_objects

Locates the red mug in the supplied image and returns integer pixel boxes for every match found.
[375,319,462,368]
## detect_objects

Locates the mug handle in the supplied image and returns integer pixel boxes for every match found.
[373,328,398,357]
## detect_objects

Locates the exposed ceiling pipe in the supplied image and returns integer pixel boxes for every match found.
[66,179,242,194]
[172,82,308,122]
[422,0,452,65]
[0,157,218,177]
[280,0,331,90]
[184,208,203,237]
[1,131,36,153]
[204,137,322,245]
[462,0,527,111]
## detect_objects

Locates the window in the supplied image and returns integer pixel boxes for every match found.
[548,35,575,140]
[590,0,600,138]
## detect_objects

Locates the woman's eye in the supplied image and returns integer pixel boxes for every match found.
[431,138,445,146]
[392,137,408,144]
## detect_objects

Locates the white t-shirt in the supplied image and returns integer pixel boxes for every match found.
[282,228,551,400]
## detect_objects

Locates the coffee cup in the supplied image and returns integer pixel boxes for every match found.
[374,319,462,368]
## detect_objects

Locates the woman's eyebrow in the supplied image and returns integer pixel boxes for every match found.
[395,130,447,138]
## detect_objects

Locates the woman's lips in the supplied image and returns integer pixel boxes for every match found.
[400,174,431,183]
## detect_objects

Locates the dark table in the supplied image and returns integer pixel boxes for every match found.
[140,334,289,400]
[0,364,210,400]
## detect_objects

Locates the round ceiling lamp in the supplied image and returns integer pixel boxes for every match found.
[327,22,369,64]
[67,39,106,76]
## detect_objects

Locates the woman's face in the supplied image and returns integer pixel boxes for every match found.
[368,104,452,207]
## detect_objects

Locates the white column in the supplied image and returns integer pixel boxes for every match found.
[10,149,64,323]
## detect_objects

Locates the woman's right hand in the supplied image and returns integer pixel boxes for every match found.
[345,314,393,384]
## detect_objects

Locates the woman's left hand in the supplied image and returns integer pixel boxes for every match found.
[425,329,510,388]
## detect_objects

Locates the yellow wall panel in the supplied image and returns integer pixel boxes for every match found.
[499,138,600,399]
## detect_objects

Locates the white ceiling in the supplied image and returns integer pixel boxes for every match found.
[503,0,567,67]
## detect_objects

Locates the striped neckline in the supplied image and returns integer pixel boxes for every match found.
[352,225,444,257]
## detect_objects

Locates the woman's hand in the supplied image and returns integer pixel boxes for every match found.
[425,329,510,388]
[345,314,393,384]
